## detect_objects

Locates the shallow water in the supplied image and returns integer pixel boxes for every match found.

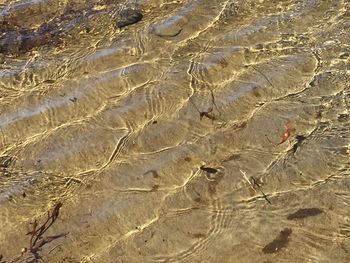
[0,0,349,262]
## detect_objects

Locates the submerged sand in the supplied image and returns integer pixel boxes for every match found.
[0,0,350,262]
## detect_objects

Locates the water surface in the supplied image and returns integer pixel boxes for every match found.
[0,0,349,262]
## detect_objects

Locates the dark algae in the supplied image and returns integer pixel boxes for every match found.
[117,9,143,28]
[199,108,216,122]
[189,90,220,123]
[0,7,109,55]
[0,202,67,262]
[287,208,323,220]
[291,135,306,154]
[262,228,292,254]
[0,23,62,55]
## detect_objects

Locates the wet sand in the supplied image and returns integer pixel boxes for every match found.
[0,0,350,262]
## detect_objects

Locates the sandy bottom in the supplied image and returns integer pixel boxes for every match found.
[0,0,349,262]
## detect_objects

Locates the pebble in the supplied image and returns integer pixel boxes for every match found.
[152,17,183,37]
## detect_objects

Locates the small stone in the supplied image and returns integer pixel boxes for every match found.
[117,9,143,28]
[153,20,182,37]
[0,155,14,168]
[200,166,218,174]
[339,52,349,59]
[69,97,77,103]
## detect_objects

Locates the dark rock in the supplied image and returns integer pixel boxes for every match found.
[200,166,218,174]
[0,30,21,54]
[338,113,349,122]
[0,24,61,55]
[117,9,143,28]
[0,155,14,168]
[262,228,292,254]
[291,134,306,154]
[69,97,78,103]
[287,208,323,220]
[339,52,349,59]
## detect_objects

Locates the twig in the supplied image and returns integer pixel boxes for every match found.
[251,65,275,89]
[28,220,38,250]
[240,169,256,192]
[250,177,272,204]
[189,97,217,123]
[239,169,271,204]
[210,89,221,115]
